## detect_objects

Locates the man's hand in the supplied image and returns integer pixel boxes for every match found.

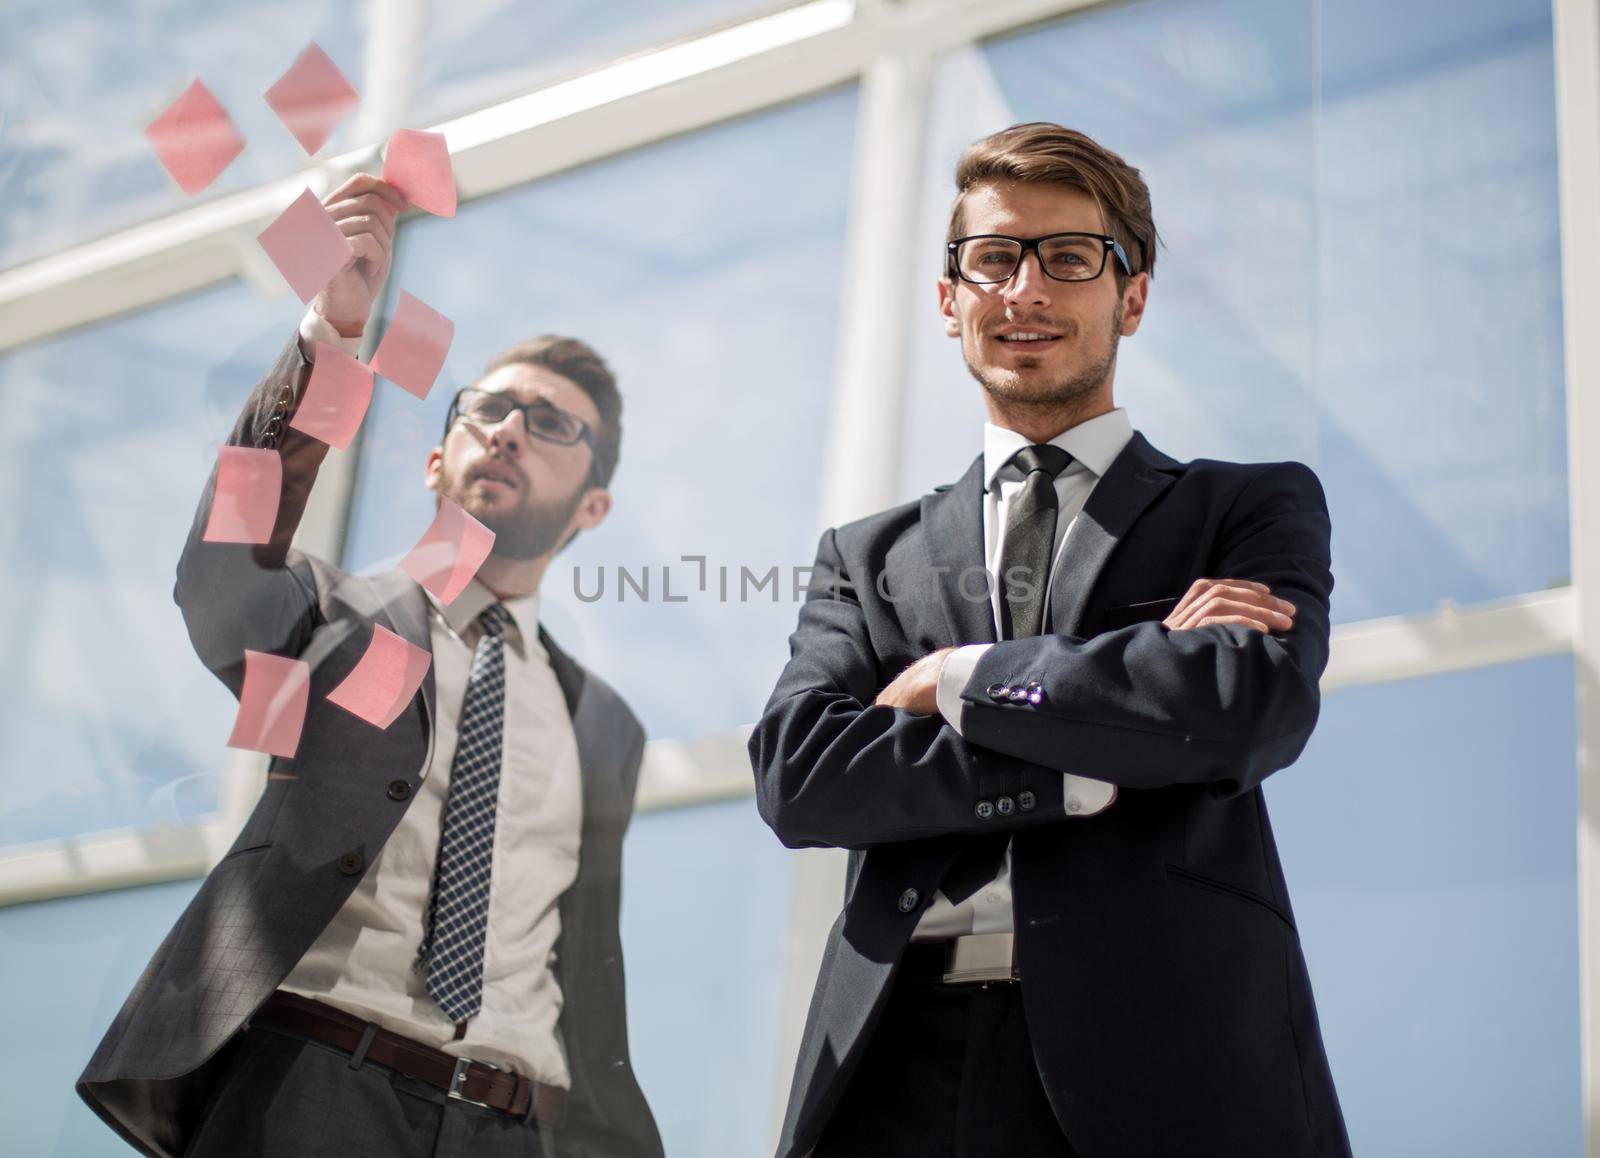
[874,646,955,715]
[1164,578,1297,634]
[310,173,407,339]
[873,578,1295,718]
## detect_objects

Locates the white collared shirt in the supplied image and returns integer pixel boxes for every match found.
[913,408,1133,941]
[281,577,584,1087]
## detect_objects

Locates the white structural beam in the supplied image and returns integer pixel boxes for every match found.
[1554,0,1600,1149]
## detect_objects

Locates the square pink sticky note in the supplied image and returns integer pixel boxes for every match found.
[381,129,456,217]
[370,290,453,399]
[257,187,354,303]
[288,342,375,450]
[265,42,359,155]
[400,499,497,605]
[326,624,432,730]
[228,651,311,758]
[203,446,281,544]
[145,78,245,195]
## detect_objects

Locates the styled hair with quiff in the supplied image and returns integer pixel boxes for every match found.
[945,122,1161,284]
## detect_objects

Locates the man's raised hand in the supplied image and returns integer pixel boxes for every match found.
[311,174,407,339]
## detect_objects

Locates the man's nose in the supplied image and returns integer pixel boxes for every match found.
[1002,250,1053,308]
[485,412,523,455]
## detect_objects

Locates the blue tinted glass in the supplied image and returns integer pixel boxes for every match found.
[0,878,202,1155]
[900,0,1566,624]
[0,283,292,846]
[0,1,365,268]
[621,797,793,1155]
[412,0,786,125]
[343,86,858,740]
[1267,654,1580,1154]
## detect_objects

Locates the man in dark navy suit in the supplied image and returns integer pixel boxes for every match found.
[750,123,1352,1158]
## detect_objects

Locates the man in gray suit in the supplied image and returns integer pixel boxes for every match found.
[76,174,663,1158]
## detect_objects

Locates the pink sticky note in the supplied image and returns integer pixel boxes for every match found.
[203,447,281,544]
[370,290,453,399]
[257,187,354,303]
[264,42,359,155]
[228,651,311,758]
[381,129,456,217]
[326,624,432,729]
[288,342,375,450]
[145,79,245,195]
[400,499,497,605]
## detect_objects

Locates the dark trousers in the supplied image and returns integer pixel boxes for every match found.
[183,1023,550,1158]
[814,975,1083,1158]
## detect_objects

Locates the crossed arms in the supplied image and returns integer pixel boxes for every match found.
[748,461,1334,851]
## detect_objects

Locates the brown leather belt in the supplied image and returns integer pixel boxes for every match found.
[250,990,567,1126]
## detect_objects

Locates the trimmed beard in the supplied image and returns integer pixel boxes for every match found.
[968,300,1124,412]
[436,467,587,561]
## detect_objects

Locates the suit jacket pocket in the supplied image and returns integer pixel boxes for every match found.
[1165,863,1296,933]
[1096,595,1181,633]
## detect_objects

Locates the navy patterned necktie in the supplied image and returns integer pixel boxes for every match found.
[940,443,1075,906]
[416,602,512,1024]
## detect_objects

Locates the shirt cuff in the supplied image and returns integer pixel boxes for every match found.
[298,308,365,361]
[936,643,991,736]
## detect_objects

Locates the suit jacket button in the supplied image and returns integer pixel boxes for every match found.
[1007,687,1028,702]
[337,851,364,874]
[1027,688,1044,705]
[1066,796,1083,814]
[975,799,995,820]
[387,779,411,801]
[897,888,920,913]
[996,795,1015,816]
[987,683,1009,701]
[1018,790,1036,811]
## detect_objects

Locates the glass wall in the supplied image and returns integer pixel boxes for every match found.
[343,84,859,741]
[898,0,1568,625]
[0,283,301,847]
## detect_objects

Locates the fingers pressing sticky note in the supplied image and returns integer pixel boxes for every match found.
[289,342,374,450]
[381,129,456,217]
[371,290,453,399]
[265,42,359,156]
[326,624,432,729]
[228,651,311,758]
[400,499,496,605]
[203,447,281,544]
[258,187,355,303]
[145,79,245,195]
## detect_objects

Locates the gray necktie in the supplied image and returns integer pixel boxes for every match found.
[941,443,1075,905]
[415,602,512,1024]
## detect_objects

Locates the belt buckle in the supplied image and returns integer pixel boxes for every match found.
[942,932,1017,984]
[447,1056,494,1108]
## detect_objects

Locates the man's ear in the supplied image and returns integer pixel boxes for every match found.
[938,277,961,338]
[423,445,444,493]
[573,487,613,532]
[1119,271,1151,336]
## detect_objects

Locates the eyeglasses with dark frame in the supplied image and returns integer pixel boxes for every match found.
[445,387,601,479]
[945,231,1133,285]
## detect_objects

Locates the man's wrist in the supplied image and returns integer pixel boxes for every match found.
[935,643,991,735]
[298,308,365,361]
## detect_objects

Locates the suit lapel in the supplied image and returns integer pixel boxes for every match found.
[1046,430,1178,637]
[920,454,998,647]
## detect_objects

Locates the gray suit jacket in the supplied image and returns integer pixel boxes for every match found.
[76,336,663,1158]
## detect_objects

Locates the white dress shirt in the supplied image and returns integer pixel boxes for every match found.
[912,408,1132,941]
[281,577,585,1088]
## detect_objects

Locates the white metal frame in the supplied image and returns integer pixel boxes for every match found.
[1,0,1595,1147]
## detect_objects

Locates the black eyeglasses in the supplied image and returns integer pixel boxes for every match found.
[445,387,599,460]
[946,232,1133,285]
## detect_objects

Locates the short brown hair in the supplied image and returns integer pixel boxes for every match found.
[945,122,1160,283]
[472,336,623,488]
